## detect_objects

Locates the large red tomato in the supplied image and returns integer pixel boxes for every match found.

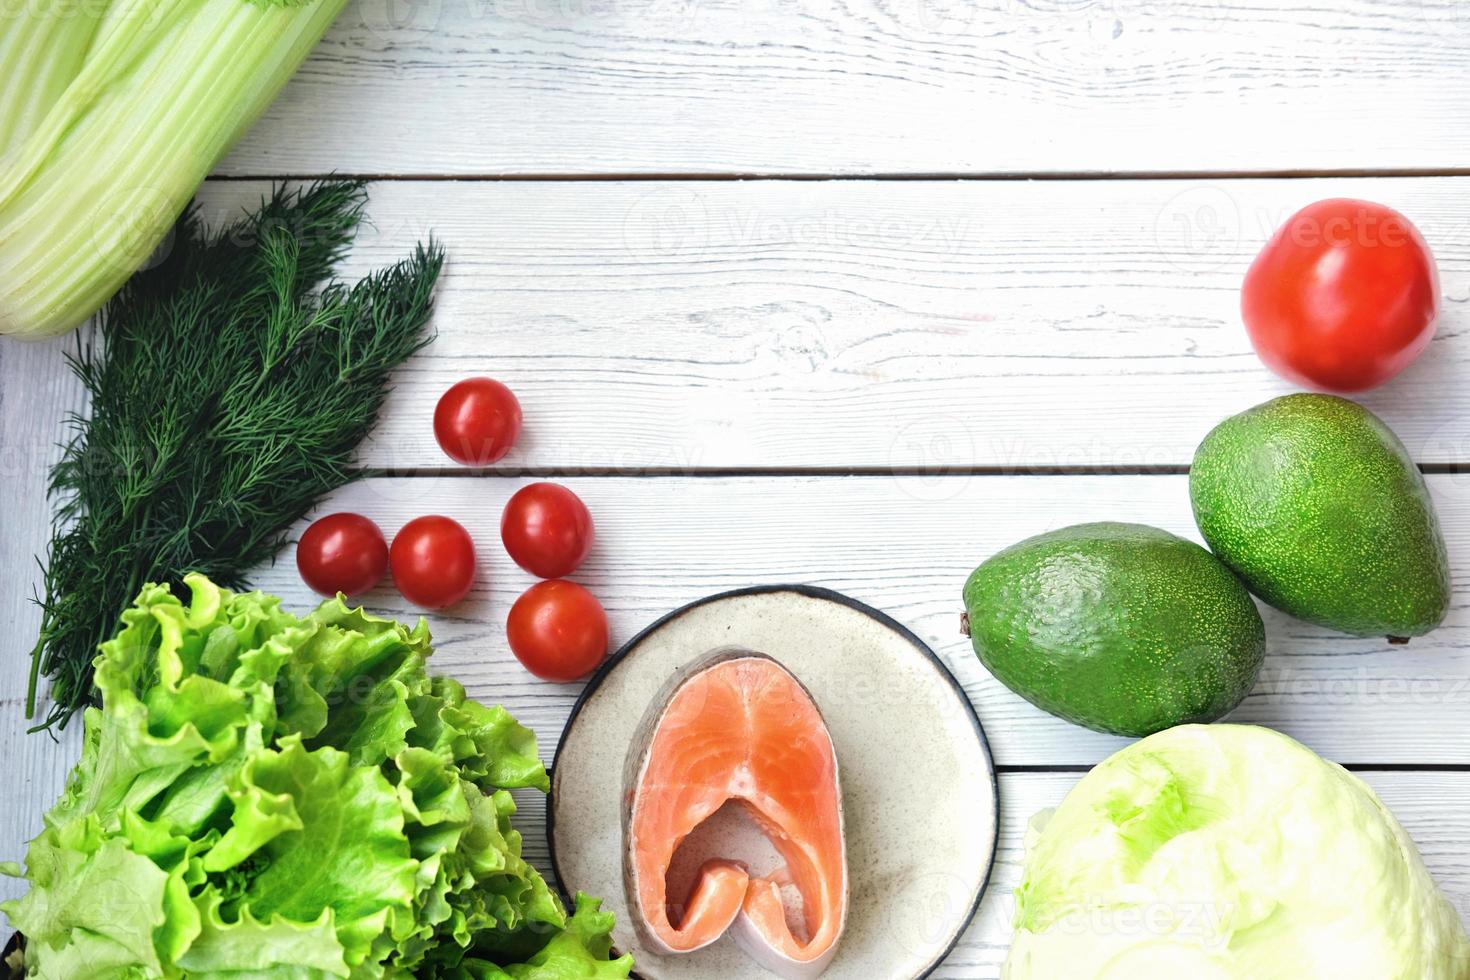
[1241,198,1439,393]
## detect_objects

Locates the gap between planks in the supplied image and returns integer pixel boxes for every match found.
[201,168,1470,184]
[994,763,1470,775]
[352,464,1469,479]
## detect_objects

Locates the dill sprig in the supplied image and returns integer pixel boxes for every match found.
[27,180,443,731]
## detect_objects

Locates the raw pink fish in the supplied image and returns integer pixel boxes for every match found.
[624,649,847,979]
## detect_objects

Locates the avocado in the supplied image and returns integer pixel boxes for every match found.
[962,522,1265,737]
[1190,394,1450,639]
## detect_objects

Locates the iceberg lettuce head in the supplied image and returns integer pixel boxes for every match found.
[1005,724,1470,980]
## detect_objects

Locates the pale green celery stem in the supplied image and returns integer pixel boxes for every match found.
[0,0,110,154]
[0,0,349,338]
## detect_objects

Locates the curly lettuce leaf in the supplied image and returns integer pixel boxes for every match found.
[213,737,418,969]
[3,808,214,978]
[276,598,432,754]
[3,822,172,975]
[175,894,347,978]
[412,677,550,794]
[505,894,633,980]
[55,579,249,825]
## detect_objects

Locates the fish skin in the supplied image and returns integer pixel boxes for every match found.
[623,648,848,978]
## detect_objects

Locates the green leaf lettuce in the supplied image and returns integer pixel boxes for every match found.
[3,574,633,979]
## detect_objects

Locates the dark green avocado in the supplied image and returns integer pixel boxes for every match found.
[962,522,1266,737]
[1190,394,1450,639]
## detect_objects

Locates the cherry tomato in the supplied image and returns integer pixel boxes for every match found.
[390,515,477,609]
[434,378,522,466]
[500,483,595,579]
[507,580,609,682]
[296,513,389,597]
[1241,198,1440,392]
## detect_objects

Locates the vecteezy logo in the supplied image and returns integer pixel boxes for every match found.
[621,186,713,258]
[888,414,976,502]
[89,186,178,275]
[357,0,442,38]
[1153,184,1242,273]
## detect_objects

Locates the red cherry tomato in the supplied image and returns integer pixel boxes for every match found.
[1241,198,1440,393]
[506,580,609,682]
[500,482,595,579]
[389,515,477,609]
[434,378,522,465]
[296,513,389,597]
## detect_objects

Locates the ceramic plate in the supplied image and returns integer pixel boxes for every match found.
[550,586,998,980]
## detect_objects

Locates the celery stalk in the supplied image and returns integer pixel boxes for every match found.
[0,0,349,338]
[0,0,109,154]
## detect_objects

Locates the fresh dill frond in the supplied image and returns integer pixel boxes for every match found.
[26,180,443,731]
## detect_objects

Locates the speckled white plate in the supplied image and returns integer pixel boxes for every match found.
[549,586,998,980]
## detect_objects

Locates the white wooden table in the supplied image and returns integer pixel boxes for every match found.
[5,2,1470,976]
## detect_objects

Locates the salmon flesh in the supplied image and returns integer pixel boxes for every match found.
[623,648,848,979]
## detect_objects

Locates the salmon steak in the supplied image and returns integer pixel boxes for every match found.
[623,648,848,979]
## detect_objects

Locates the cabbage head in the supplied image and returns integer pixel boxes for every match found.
[1005,724,1469,980]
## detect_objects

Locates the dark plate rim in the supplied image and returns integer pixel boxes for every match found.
[546,583,1000,980]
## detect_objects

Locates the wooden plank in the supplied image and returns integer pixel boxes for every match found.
[5,467,1466,897]
[232,474,1470,768]
[216,1,1470,177]
[0,336,88,907]
[6,757,1464,973]
[511,772,1470,976]
[182,176,1470,471]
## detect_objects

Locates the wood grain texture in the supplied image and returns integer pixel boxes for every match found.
[514,771,1470,977]
[179,176,1470,471]
[6,468,1468,888]
[3,462,1468,837]
[0,337,88,907]
[3,0,1469,964]
[6,758,1464,970]
[215,0,1470,177]
[237,474,1470,768]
